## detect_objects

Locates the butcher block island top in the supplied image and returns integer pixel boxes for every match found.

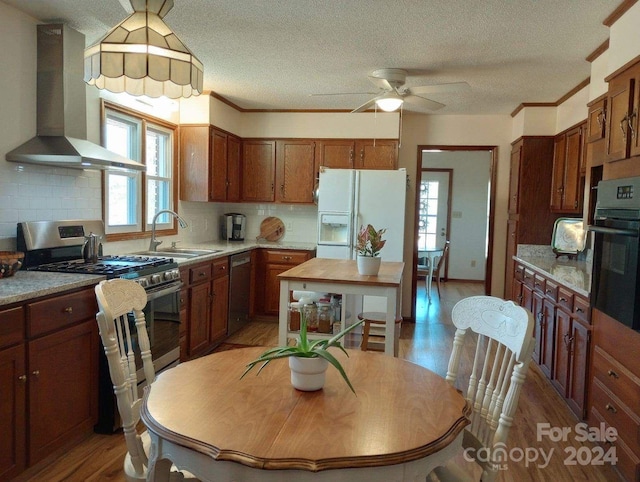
[278,257,404,286]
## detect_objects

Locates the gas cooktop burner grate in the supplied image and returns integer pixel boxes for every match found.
[29,254,175,277]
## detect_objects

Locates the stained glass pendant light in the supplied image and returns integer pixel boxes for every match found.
[84,0,203,98]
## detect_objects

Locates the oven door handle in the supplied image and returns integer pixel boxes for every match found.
[146,282,183,301]
[589,225,640,237]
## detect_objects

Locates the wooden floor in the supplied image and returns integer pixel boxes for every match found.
[16,281,622,481]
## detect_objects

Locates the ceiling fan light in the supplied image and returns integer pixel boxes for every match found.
[375,95,403,112]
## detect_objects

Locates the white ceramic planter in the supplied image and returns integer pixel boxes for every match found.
[289,356,329,391]
[357,255,381,276]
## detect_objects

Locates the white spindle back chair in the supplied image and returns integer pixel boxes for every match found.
[429,295,535,482]
[95,278,190,482]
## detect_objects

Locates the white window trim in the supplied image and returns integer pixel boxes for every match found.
[102,101,178,239]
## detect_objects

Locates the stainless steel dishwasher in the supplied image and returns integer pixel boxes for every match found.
[228,252,252,335]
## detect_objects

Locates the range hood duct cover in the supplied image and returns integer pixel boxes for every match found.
[6,24,145,172]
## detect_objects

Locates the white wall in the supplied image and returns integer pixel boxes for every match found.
[511,107,556,139]
[240,111,399,138]
[421,151,490,281]
[608,2,640,75]
[0,5,102,250]
[399,113,513,304]
[556,86,590,133]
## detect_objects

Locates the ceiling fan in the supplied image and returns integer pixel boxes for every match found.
[312,68,470,113]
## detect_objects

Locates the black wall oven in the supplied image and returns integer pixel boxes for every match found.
[590,177,640,331]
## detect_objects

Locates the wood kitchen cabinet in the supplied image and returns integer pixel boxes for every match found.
[604,59,640,163]
[256,249,314,316]
[242,139,276,202]
[275,140,316,203]
[589,309,640,482]
[0,288,99,479]
[315,139,397,171]
[185,258,229,358]
[512,263,590,419]
[0,307,26,480]
[180,125,242,202]
[587,97,607,143]
[505,137,558,299]
[210,259,229,343]
[550,123,585,214]
[316,139,355,170]
[550,287,591,420]
[354,139,398,169]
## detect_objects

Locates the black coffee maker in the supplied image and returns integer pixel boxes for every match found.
[221,213,246,241]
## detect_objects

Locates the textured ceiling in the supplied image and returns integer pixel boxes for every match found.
[3,0,616,114]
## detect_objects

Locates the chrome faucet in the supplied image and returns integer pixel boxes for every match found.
[149,209,188,251]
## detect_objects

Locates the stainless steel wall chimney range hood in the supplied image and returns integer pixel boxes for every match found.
[6,24,145,172]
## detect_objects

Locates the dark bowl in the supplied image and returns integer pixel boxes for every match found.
[0,251,24,278]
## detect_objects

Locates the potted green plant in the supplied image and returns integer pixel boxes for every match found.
[241,314,364,393]
[355,224,387,275]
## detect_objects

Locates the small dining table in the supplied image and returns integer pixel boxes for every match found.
[418,248,444,302]
[140,347,470,482]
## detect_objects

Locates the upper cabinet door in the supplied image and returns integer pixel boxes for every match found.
[355,140,398,169]
[179,126,210,202]
[209,128,228,202]
[317,140,355,169]
[605,74,634,162]
[550,135,567,212]
[242,140,276,202]
[508,143,522,215]
[226,135,242,202]
[561,126,583,213]
[587,98,606,143]
[275,140,316,203]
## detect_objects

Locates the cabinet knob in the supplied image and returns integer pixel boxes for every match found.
[559,297,568,302]
[18,374,27,383]
[32,370,40,377]
[63,306,73,314]
[605,403,617,414]
[607,369,619,379]
[199,272,206,277]
[576,307,584,313]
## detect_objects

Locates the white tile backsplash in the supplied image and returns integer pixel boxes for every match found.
[0,162,102,250]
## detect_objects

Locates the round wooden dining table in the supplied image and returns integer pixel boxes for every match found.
[141,347,470,482]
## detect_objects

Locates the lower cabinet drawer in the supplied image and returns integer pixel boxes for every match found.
[591,406,640,482]
[557,286,574,313]
[263,250,310,264]
[591,378,640,456]
[592,346,640,415]
[27,288,96,337]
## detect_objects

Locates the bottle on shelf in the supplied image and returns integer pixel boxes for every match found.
[317,301,334,333]
[288,301,302,331]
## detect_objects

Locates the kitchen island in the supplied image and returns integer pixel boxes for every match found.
[278,257,404,356]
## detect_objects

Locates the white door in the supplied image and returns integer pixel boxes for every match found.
[418,170,450,251]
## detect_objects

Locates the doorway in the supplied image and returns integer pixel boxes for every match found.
[411,146,497,322]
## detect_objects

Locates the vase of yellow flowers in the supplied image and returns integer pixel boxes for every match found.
[355,224,386,276]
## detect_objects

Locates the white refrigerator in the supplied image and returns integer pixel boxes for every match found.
[317,168,407,261]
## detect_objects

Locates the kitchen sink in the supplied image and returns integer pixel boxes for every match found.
[158,248,222,256]
[137,248,222,258]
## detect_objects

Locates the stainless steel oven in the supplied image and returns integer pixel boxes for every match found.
[17,220,183,432]
[590,177,640,331]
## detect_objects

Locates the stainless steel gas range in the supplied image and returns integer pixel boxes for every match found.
[17,220,182,433]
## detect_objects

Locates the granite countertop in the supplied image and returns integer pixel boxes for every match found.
[0,271,106,307]
[514,255,591,298]
[0,241,317,307]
